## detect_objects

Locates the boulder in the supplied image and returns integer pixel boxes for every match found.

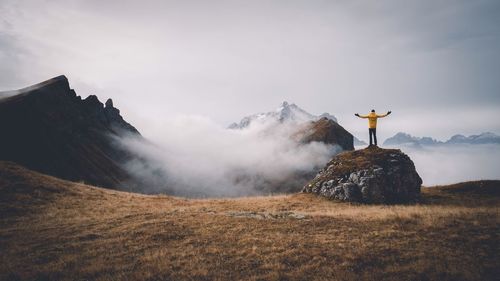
[302,146,422,204]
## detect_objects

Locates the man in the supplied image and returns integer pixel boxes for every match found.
[355,109,391,146]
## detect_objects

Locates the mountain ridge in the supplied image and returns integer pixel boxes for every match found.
[383,131,500,146]
[0,75,141,189]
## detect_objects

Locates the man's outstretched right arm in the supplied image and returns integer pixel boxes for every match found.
[355,113,368,118]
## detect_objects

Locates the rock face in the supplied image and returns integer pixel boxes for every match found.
[302,146,422,204]
[0,75,141,189]
[295,117,354,151]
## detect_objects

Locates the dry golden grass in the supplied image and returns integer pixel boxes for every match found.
[0,161,499,281]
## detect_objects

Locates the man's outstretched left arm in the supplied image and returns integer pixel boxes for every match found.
[377,111,391,118]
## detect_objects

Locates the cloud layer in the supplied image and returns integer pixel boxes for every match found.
[389,144,500,186]
[120,116,339,197]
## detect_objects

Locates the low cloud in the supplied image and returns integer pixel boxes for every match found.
[121,116,499,197]
[119,116,340,197]
[389,144,500,186]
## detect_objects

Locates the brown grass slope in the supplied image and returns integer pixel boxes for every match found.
[0,161,499,281]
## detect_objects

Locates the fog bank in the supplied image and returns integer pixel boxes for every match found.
[387,144,500,186]
[121,114,499,196]
[120,116,340,197]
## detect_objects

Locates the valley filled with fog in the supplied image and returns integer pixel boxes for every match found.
[120,115,340,196]
[123,112,500,196]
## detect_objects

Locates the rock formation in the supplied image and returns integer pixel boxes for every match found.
[303,146,422,203]
[0,75,141,189]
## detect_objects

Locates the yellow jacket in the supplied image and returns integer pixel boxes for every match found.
[359,112,388,129]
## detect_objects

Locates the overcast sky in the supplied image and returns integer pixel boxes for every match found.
[1,0,499,142]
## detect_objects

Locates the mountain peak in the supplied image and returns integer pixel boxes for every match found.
[45,74,68,83]
[230,101,338,129]
[384,132,440,146]
[0,76,141,189]
[38,74,68,84]
[276,101,298,112]
[105,98,114,108]
[21,75,69,94]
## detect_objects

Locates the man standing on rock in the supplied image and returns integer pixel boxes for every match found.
[355,109,391,146]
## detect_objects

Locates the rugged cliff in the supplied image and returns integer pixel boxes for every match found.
[0,75,141,188]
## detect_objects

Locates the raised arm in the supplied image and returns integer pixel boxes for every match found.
[355,113,369,118]
[377,111,392,118]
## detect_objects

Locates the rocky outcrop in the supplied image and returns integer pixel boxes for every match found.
[302,146,422,203]
[295,117,354,151]
[0,75,141,189]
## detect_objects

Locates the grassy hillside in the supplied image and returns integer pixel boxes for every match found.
[0,161,498,281]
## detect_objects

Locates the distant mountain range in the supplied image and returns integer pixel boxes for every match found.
[446,132,500,144]
[383,132,500,146]
[229,101,337,129]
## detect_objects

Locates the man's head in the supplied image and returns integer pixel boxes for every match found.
[371,109,375,113]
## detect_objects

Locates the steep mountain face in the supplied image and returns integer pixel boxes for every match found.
[229,101,338,129]
[0,75,141,188]
[294,118,354,151]
[384,132,500,146]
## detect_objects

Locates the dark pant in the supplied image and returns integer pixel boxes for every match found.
[369,128,377,146]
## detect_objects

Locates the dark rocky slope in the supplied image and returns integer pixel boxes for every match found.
[303,146,422,203]
[295,117,354,151]
[0,75,141,188]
